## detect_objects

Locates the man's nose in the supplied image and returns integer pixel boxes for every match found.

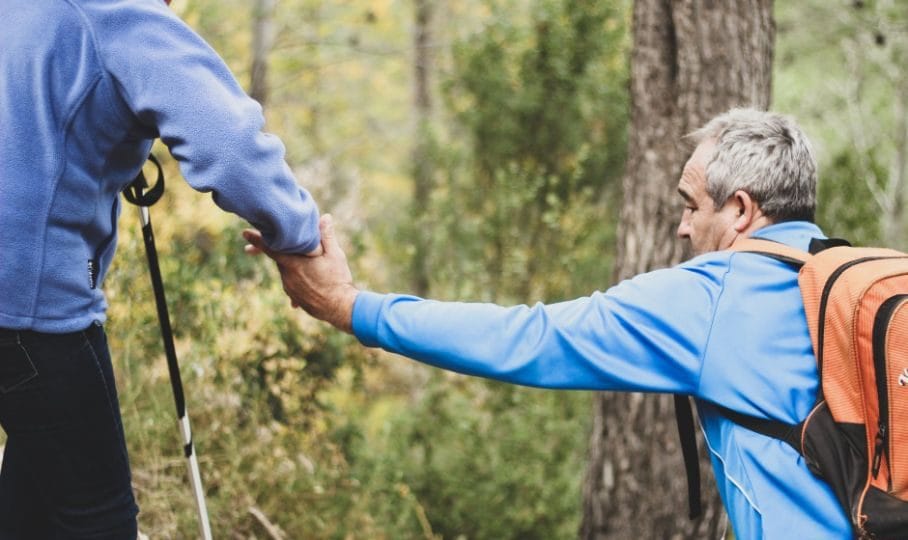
[677,220,690,239]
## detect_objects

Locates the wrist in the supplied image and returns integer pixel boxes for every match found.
[331,285,359,334]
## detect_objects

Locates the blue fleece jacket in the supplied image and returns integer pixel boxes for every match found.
[0,0,320,332]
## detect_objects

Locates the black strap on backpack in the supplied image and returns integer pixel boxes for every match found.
[808,237,851,254]
[674,395,702,519]
[712,404,802,452]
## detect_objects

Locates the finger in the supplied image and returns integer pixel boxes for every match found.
[242,229,268,251]
[242,229,293,265]
[244,244,264,255]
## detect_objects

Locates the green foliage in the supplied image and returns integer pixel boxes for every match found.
[347,375,591,540]
[775,0,908,247]
[816,149,886,247]
[452,0,626,186]
[427,0,630,303]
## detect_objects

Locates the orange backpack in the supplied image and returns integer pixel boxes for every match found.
[707,238,908,538]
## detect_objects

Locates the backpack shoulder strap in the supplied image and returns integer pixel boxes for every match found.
[711,404,803,453]
[673,395,702,519]
[728,237,810,267]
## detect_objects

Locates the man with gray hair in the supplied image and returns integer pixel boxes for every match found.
[245,108,852,538]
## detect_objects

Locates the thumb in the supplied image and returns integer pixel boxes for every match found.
[319,214,341,255]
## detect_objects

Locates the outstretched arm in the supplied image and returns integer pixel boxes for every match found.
[244,218,720,394]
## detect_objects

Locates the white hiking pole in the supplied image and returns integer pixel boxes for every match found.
[124,154,213,540]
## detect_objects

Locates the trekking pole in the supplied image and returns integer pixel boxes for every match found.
[123,154,214,540]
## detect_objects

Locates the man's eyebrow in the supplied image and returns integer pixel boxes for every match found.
[677,187,693,201]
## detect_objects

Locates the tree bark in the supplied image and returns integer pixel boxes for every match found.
[250,0,277,107]
[884,75,908,247]
[581,1,774,538]
[411,0,435,297]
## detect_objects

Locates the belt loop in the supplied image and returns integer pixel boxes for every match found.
[83,320,103,342]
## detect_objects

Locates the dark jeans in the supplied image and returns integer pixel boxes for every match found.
[0,322,138,539]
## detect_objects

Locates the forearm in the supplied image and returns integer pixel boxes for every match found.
[350,290,702,392]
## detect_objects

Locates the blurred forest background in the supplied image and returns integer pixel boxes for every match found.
[10,0,906,538]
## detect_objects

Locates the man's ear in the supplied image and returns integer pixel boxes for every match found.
[732,190,757,232]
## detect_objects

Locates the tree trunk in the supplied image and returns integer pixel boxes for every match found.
[250,0,277,107]
[581,1,774,539]
[307,1,325,154]
[884,77,908,247]
[411,0,435,297]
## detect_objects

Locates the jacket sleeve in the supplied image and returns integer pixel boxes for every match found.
[352,262,728,395]
[92,1,319,253]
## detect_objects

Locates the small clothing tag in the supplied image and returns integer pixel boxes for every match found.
[88,259,98,289]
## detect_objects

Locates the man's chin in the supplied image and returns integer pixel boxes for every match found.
[689,244,715,258]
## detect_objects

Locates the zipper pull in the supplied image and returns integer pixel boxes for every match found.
[872,422,887,478]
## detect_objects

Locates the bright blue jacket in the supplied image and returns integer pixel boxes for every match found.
[0,0,320,332]
[352,221,851,539]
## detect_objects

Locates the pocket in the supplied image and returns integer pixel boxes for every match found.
[0,337,39,393]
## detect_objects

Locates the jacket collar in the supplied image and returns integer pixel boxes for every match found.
[749,221,825,252]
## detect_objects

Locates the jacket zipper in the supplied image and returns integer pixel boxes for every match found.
[870,294,908,487]
[89,197,121,289]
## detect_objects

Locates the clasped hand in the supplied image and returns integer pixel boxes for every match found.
[243,215,358,333]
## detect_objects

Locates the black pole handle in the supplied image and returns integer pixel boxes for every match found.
[123,153,165,207]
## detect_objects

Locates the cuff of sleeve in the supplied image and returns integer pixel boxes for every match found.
[352,290,386,348]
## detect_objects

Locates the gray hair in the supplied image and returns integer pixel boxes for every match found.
[687,108,817,223]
